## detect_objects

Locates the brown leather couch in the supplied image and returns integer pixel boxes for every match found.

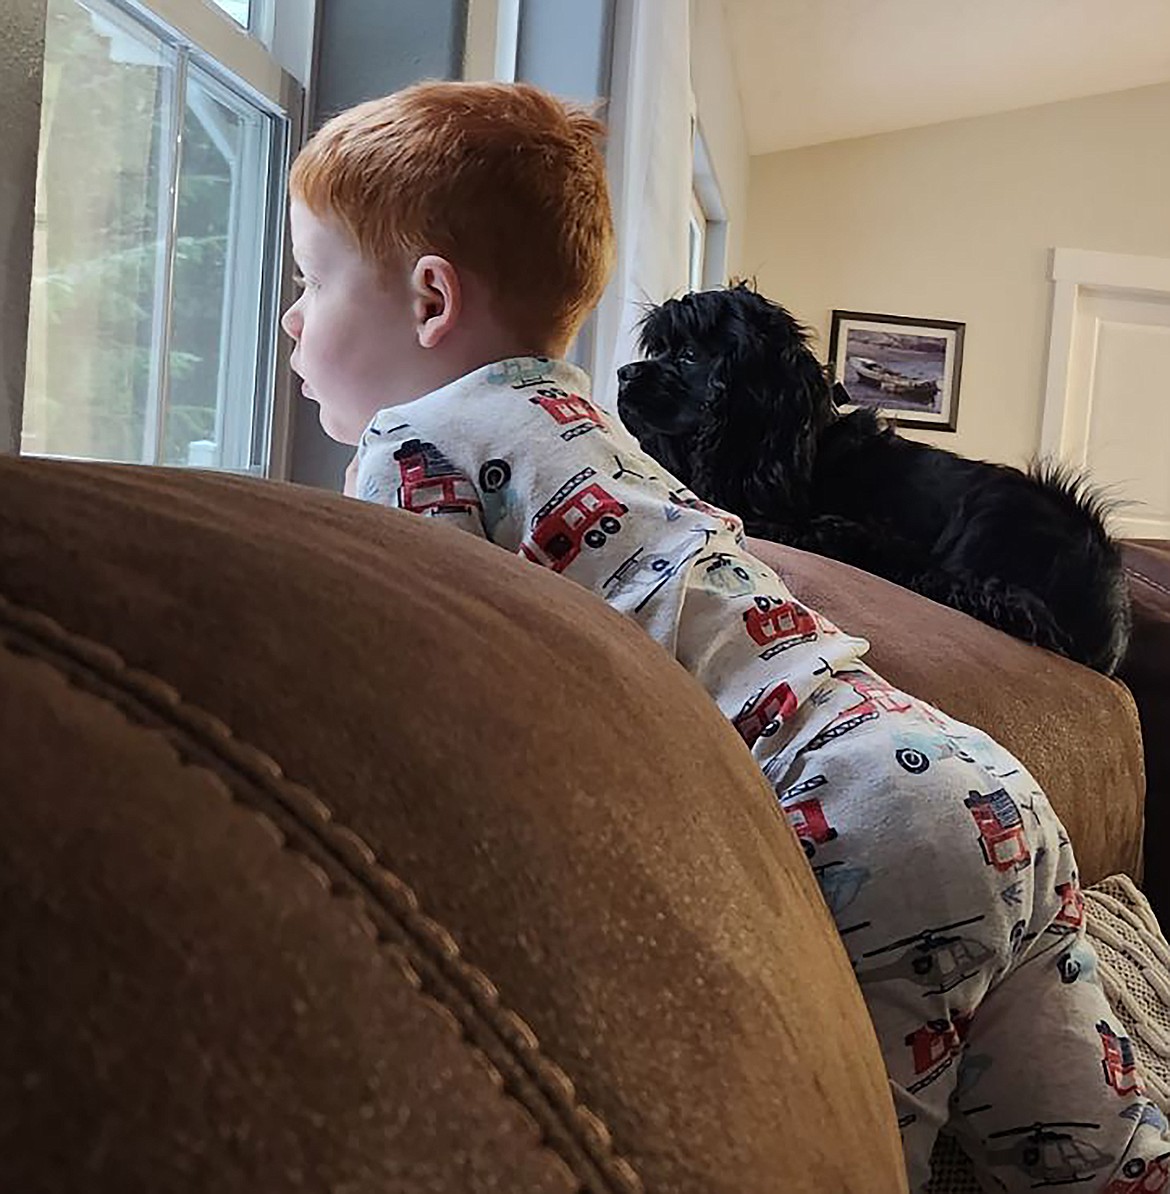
[0,456,1150,1192]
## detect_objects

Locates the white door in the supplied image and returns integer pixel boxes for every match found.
[1042,249,1170,540]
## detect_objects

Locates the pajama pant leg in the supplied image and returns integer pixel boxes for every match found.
[947,933,1170,1193]
[761,680,1170,1193]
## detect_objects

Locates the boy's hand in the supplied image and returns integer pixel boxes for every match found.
[343,453,360,498]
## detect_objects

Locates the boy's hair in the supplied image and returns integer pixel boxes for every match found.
[290,80,615,350]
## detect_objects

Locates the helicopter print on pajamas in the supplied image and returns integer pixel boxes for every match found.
[354,356,1170,1192]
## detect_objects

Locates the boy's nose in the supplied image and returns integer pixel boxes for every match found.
[281,305,302,340]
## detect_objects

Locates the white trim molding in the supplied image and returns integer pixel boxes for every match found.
[463,0,520,81]
[1041,247,1170,457]
[1050,248,1170,292]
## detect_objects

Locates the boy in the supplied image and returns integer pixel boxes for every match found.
[282,80,1170,1192]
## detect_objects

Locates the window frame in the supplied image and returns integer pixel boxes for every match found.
[142,0,309,477]
[130,0,286,103]
[463,0,522,82]
[691,118,729,290]
[24,0,307,477]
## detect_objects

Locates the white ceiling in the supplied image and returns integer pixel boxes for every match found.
[721,0,1170,155]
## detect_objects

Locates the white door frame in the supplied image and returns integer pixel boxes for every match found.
[1040,247,1170,458]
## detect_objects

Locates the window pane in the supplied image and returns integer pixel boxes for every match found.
[209,0,251,29]
[165,62,272,468]
[23,0,173,463]
[688,214,705,292]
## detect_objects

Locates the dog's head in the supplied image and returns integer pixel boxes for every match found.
[616,283,836,523]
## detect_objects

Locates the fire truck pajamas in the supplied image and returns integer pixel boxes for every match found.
[354,357,1170,1193]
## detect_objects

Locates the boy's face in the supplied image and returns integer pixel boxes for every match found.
[282,200,420,445]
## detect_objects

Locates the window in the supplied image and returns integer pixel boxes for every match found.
[22,0,294,472]
[207,0,278,47]
[210,0,250,28]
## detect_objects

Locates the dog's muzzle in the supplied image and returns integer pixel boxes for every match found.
[617,360,653,395]
[616,358,703,441]
[616,360,653,431]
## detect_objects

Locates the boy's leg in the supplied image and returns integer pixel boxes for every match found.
[765,681,1170,1192]
[934,737,1170,1193]
[767,694,1017,1189]
[946,925,1170,1193]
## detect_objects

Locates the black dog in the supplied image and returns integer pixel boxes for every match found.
[616,283,1131,674]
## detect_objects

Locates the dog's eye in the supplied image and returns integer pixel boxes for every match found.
[676,347,697,365]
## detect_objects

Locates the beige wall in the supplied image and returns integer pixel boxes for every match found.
[0,0,46,455]
[745,81,1170,465]
[689,0,749,278]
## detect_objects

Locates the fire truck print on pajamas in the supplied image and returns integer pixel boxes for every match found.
[742,594,818,659]
[783,794,838,858]
[904,1011,973,1093]
[1098,1021,1142,1097]
[352,357,1170,1194]
[529,386,607,440]
[392,439,481,517]
[1053,880,1087,933]
[520,467,629,572]
[964,787,1032,873]
[732,681,798,748]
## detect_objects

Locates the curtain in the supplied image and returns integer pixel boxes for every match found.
[590,0,692,410]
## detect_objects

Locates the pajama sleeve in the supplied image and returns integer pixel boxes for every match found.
[353,418,489,542]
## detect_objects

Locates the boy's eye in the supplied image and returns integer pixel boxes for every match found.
[293,272,319,292]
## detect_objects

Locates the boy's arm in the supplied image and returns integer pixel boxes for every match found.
[352,421,489,540]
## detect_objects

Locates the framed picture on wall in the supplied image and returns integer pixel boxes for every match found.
[827,310,965,431]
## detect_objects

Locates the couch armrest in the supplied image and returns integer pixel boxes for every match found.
[1120,540,1170,914]
[0,459,908,1194]
[747,538,1145,887]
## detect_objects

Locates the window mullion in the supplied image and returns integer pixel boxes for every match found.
[144,44,188,467]
[261,76,297,478]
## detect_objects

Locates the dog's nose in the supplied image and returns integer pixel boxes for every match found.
[617,360,649,388]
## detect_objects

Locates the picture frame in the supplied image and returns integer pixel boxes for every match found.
[827,310,965,431]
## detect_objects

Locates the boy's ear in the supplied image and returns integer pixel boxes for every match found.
[410,255,461,349]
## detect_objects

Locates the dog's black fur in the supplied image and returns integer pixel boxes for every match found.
[616,283,1131,674]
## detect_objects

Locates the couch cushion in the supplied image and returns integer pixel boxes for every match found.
[747,539,1146,887]
[1120,540,1170,917]
[0,457,907,1194]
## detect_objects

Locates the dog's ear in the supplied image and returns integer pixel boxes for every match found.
[635,300,663,356]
